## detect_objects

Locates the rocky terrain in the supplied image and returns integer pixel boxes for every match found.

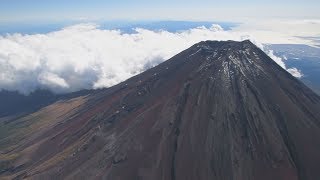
[1,40,320,180]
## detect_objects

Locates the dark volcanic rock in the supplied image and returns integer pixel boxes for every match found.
[1,40,320,180]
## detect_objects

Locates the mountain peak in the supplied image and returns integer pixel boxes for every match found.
[176,40,273,83]
[195,39,255,48]
[191,40,258,58]
[1,41,320,180]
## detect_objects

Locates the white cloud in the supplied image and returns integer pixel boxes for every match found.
[0,23,302,94]
[231,19,320,46]
[38,72,69,89]
[267,50,286,69]
[287,68,303,78]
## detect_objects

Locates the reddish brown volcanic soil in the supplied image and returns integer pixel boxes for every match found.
[1,40,320,180]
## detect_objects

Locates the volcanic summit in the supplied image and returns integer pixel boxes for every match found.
[1,40,320,180]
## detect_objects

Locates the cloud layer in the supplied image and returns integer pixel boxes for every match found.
[231,19,320,47]
[0,23,302,94]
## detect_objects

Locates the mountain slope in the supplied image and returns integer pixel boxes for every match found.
[1,40,320,180]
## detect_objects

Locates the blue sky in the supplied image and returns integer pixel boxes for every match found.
[1,0,320,22]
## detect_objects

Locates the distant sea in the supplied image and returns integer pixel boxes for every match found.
[0,20,237,35]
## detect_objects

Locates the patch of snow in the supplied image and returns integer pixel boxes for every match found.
[189,48,202,57]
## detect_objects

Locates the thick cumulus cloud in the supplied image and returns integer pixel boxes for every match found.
[0,23,302,94]
[287,68,303,78]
